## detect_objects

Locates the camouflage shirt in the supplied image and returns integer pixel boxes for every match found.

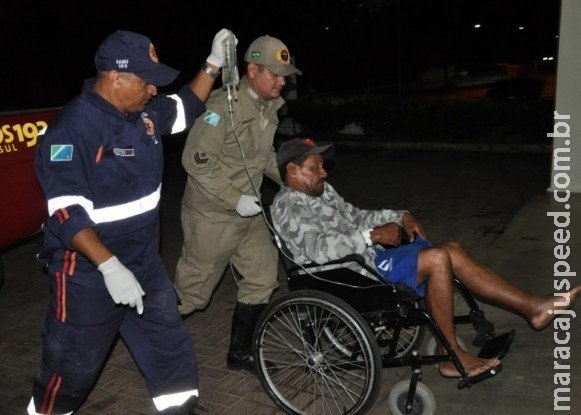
[270,182,406,273]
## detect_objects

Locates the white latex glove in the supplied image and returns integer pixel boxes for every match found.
[98,256,145,315]
[206,28,237,68]
[236,194,262,217]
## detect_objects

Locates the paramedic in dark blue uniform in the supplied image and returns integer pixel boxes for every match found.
[28,28,234,415]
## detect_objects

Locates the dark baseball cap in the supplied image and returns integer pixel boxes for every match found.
[94,30,179,86]
[277,138,334,168]
[244,35,302,77]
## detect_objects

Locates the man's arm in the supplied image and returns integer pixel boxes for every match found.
[181,101,245,210]
[70,227,114,266]
[186,29,232,102]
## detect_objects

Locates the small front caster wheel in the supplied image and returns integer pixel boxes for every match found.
[388,380,436,415]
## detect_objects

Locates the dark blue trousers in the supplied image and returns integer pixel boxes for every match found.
[30,259,198,414]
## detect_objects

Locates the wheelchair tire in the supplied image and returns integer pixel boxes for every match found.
[254,289,382,415]
[375,324,425,359]
[388,380,436,415]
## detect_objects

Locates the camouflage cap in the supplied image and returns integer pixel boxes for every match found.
[244,35,302,77]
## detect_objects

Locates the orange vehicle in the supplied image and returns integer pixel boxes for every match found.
[0,108,59,285]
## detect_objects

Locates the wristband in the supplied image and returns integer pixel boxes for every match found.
[202,63,220,79]
[362,229,373,246]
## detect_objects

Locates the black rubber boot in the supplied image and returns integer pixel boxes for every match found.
[226,302,267,373]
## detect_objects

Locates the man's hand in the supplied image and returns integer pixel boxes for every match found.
[98,256,145,315]
[370,213,426,246]
[371,222,403,246]
[206,28,237,68]
[401,212,427,242]
[236,194,262,217]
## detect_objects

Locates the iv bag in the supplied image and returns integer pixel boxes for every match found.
[222,31,239,87]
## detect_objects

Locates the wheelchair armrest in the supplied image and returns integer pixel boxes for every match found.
[288,253,378,276]
[312,253,367,267]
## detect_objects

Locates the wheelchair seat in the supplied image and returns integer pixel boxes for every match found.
[287,256,422,314]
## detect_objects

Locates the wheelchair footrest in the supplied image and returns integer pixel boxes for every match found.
[477,329,516,360]
[459,362,503,389]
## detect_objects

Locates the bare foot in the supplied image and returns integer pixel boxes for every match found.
[439,348,501,378]
[529,285,581,330]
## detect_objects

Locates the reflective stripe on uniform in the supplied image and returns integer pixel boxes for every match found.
[46,185,161,224]
[168,94,186,134]
[152,389,199,411]
[27,397,73,415]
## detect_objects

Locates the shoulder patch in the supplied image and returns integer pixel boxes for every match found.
[50,144,74,161]
[204,110,221,126]
[194,151,209,164]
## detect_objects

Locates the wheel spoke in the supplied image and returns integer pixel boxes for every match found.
[256,291,383,414]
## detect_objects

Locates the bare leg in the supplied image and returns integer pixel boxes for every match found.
[418,247,500,377]
[440,242,581,330]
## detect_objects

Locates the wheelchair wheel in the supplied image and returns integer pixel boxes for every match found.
[388,380,436,415]
[254,290,382,415]
[375,324,425,359]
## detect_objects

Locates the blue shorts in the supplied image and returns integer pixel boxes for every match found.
[373,237,433,297]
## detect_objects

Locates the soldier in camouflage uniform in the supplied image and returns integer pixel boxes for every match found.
[271,137,581,379]
[174,36,301,374]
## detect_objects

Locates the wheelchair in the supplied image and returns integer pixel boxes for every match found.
[253,233,516,415]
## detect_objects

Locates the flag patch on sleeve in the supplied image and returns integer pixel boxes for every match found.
[50,145,74,161]
[204,110,221,126]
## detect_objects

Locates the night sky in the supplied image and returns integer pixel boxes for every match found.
[0,0,560,111]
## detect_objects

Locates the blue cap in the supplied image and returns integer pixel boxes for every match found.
[94,30,179,86]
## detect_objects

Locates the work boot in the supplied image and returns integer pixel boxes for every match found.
[226,302,267,373]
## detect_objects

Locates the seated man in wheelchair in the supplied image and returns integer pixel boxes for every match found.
[270,137,581,378]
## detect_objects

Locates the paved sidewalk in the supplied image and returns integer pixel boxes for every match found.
[1,146,579,414]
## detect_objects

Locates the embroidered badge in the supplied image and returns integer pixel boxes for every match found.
[204,110,221,126]
[143,118,154,136]
[113,148,135,157]
[194,151,209,164]
[104,146,135,157]
[50,144,73,161]
[276,49,290,63]
[149,43,159,63]
[141,116,158,144]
